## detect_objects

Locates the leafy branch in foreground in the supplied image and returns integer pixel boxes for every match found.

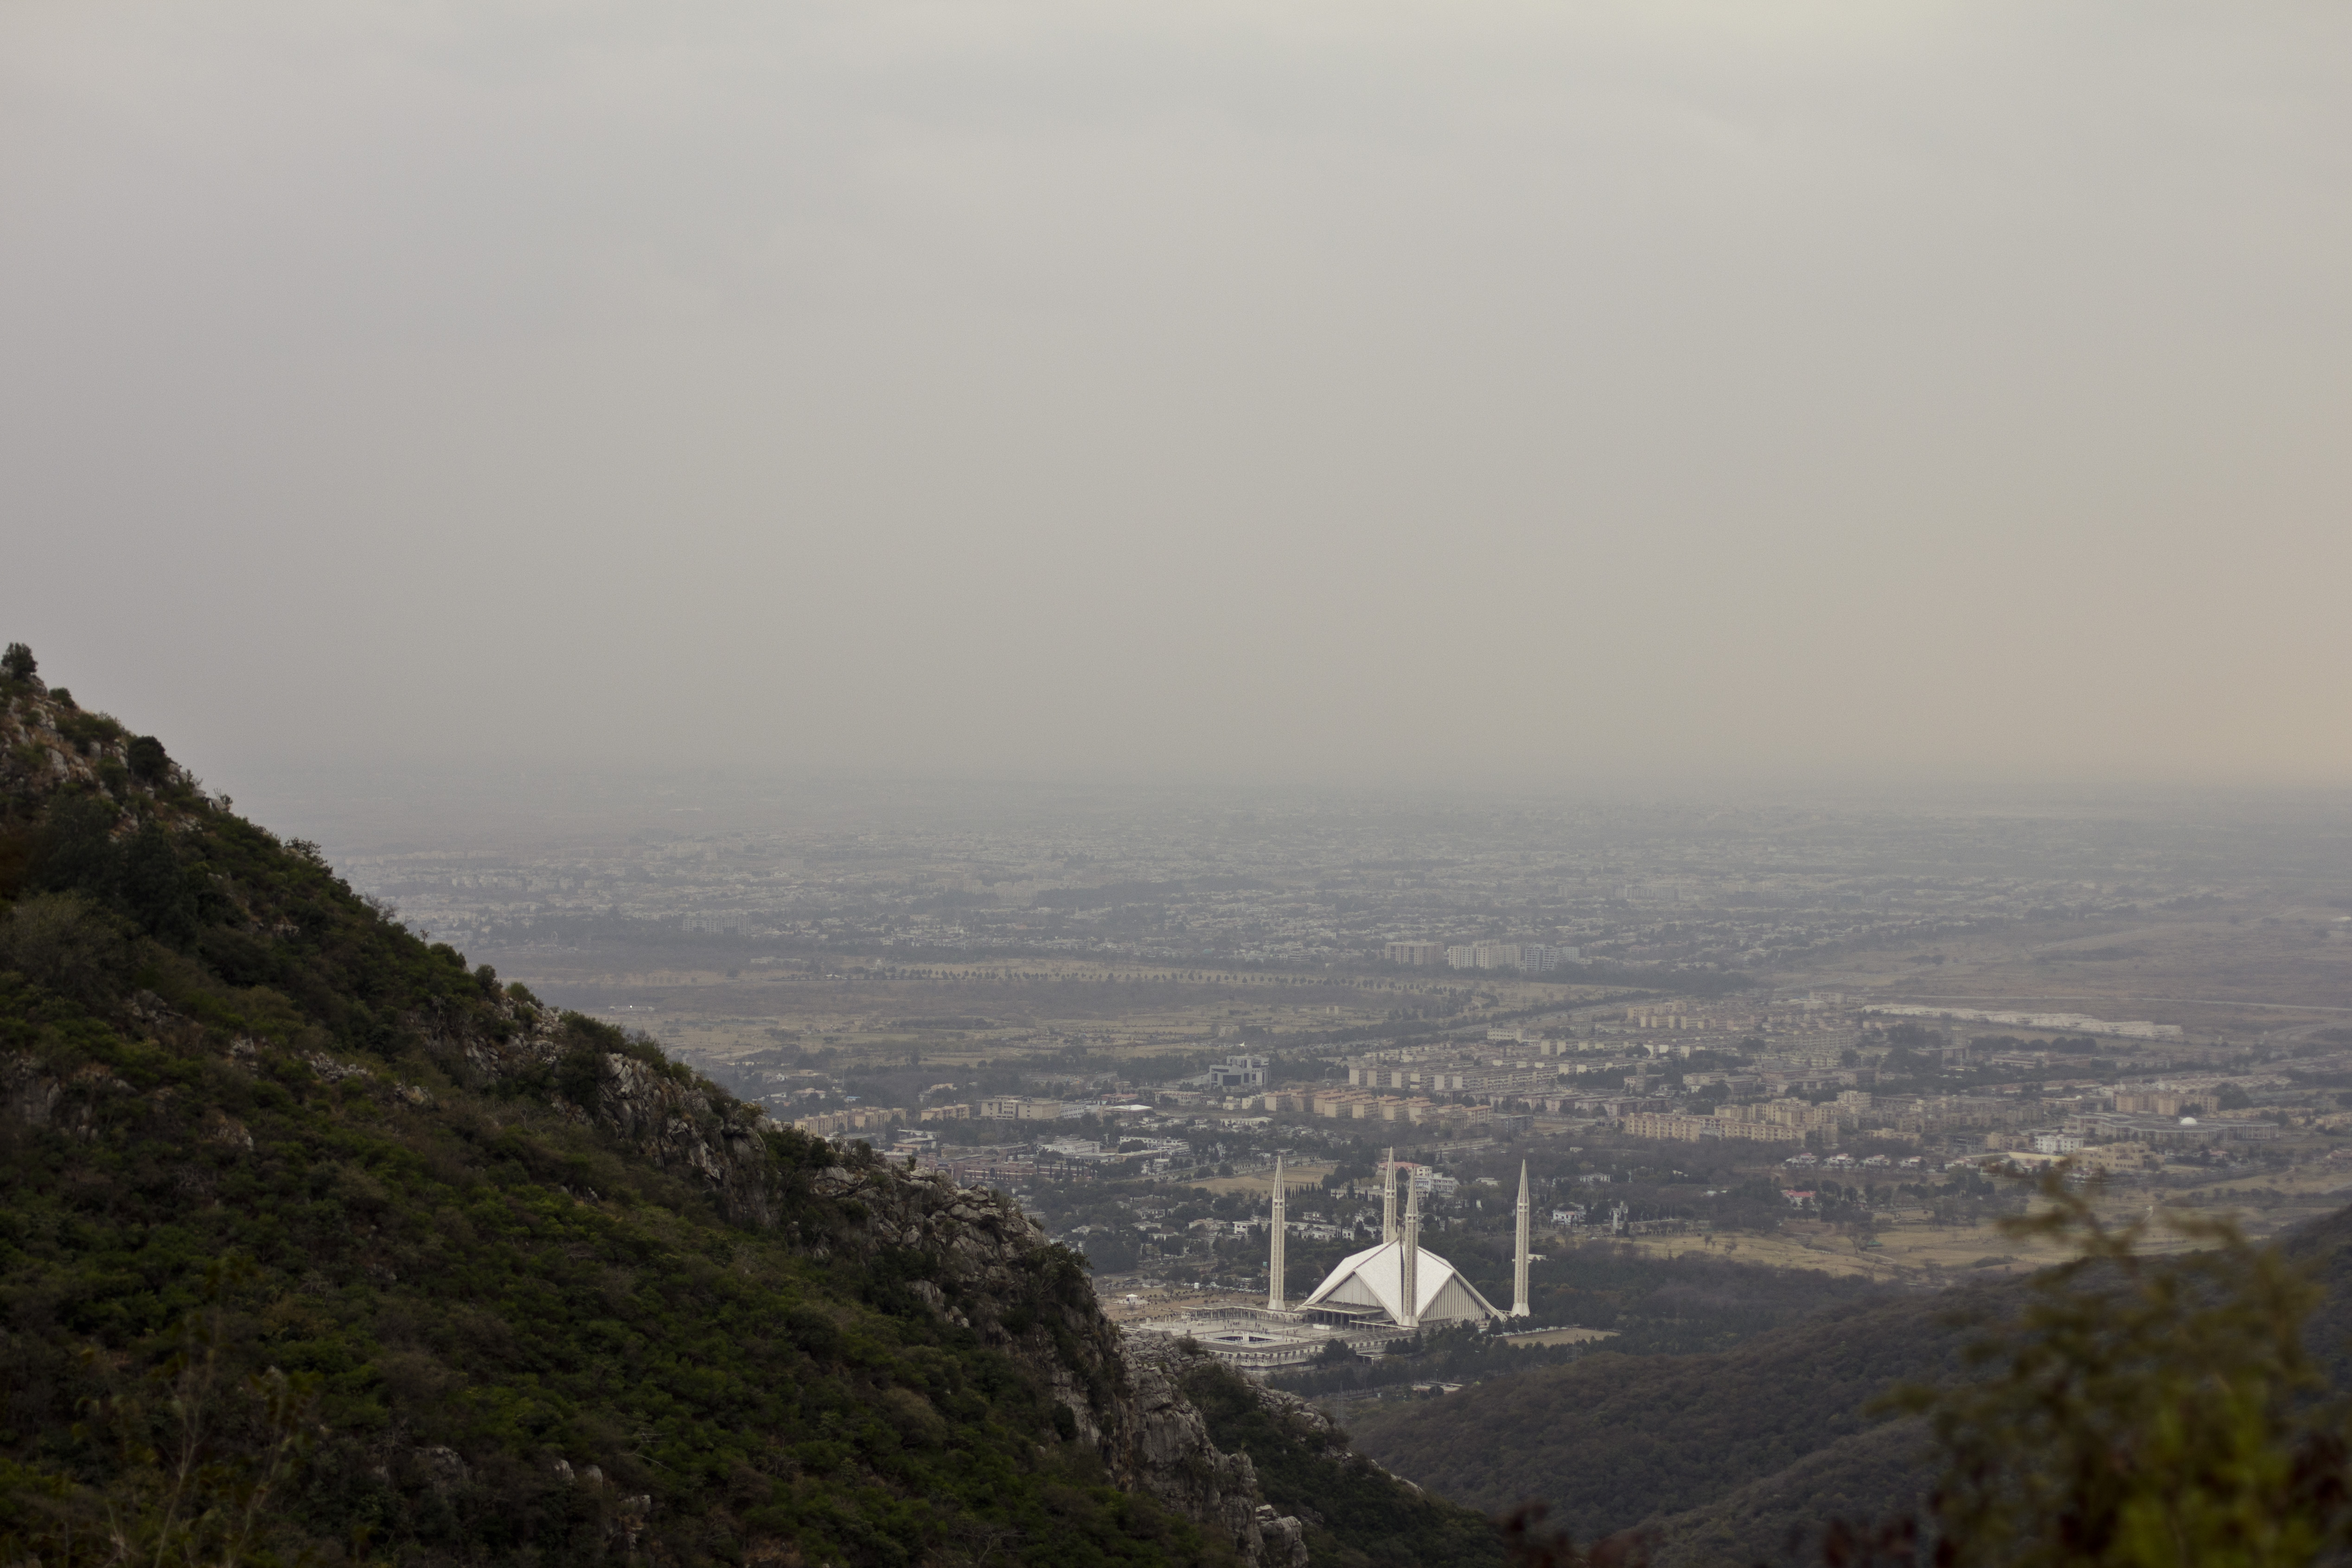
[1866,1168,2349,1568]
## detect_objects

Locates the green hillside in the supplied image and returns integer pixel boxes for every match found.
[0,651,1435,1568]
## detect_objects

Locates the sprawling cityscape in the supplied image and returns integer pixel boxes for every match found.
[284,784,2352,1370]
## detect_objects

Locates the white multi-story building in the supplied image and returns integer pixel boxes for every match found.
[1209,1055,1268,1090]
[978,1095,1064,1121]
[1444,941,1576,972]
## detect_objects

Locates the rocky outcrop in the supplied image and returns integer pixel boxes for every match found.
[2,1051,64,1128]
[1,1053,138,1141]
[1123,1348,1311,1568]
[441,1009,784,1225]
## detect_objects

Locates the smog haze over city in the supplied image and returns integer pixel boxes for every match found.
[6,1,2349,799]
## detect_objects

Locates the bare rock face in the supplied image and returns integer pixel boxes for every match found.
[451,1013,782,1226]
[1,1052,64,1129]
[1121,1350,1312,1568]
[1,1053,135,1141]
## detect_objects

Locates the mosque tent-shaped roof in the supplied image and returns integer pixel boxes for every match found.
[1297,1238,1502,1326]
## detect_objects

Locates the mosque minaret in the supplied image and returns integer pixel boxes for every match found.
[1399,1176,1422,1329]
[1267,1154,1288,1312]
[1381,1146,1397,1243]
[1511,1160,1532,1318]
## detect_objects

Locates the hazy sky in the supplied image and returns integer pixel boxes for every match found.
[5,1,2348,797]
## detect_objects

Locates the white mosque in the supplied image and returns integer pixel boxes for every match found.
[1131,1150,1536,1370]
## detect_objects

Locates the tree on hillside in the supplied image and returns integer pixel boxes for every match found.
[1890,1172,2347,1568]
[1501,1169,2352,1568]
[1809,1172,2350,1568]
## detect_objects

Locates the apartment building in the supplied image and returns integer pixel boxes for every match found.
[1444,941,1572,972]
[2113,1089,2219,1116]
[978,1095,1065,1121]
[794,1107,898,1137]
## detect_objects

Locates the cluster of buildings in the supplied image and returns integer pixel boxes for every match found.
[1383,941,1579,971]
[793,1093,1159,1139]
[1188,997,2270,1163]
[1624,1073,2295,1163]
[787,1000,2271,1185]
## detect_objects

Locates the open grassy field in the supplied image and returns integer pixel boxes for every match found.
[1188,1161,1338,1197]
[1787,892,2352,1038]
[494,953,1641,1076]
[1577,1160,2352,1286]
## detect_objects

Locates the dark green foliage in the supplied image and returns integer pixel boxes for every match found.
[119,817,198,941]
[556,1038,609,1108]
[1177,1358,1502,1568]
[26,790,122,900]
[0,643,32,682]
[125,733,169,783]
[0,891,134,1006]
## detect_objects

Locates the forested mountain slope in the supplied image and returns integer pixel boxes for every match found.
[1346,1284,1982,1544]
[0,653,1474,1568]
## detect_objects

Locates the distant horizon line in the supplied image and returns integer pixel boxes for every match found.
[218,761,2352,807]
